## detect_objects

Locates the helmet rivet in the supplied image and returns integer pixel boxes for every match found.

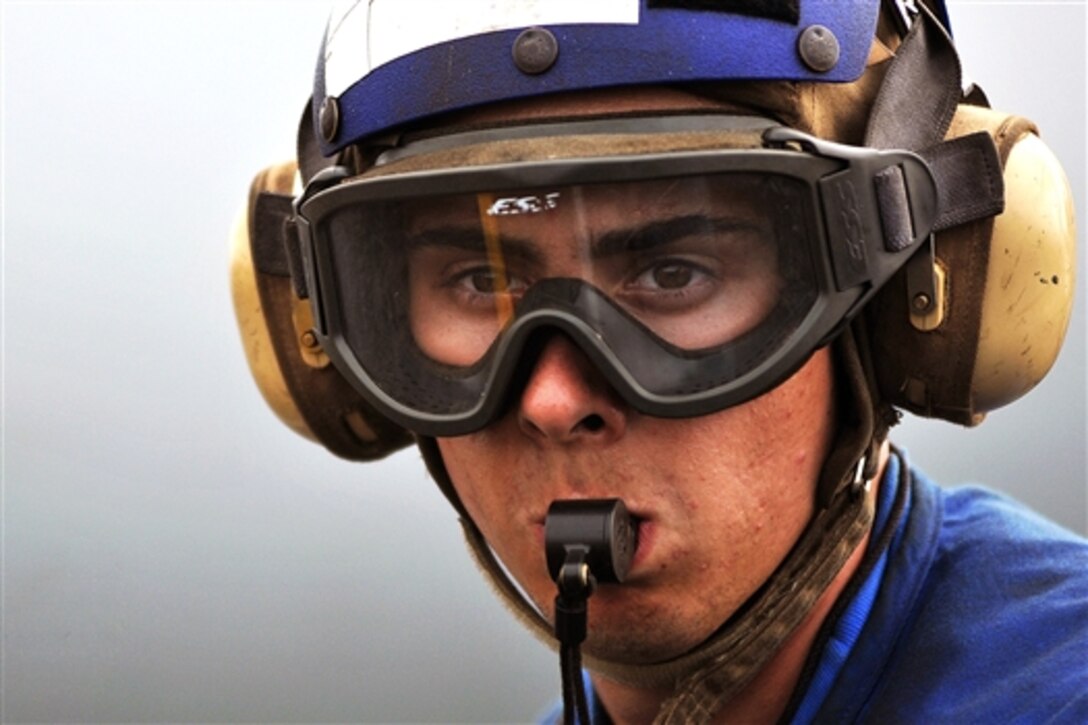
[912,292,933,313]
[513,27,559,75]
[319,96,340,143]
[301,330,319,349]
[798,25,840,73]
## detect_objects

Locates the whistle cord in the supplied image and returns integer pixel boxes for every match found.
[560,640,590,724]
[556,584,592,724]
[545,500,636,724]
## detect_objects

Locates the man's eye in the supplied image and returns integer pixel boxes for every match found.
[648,263,695,290]
[467,270,500,293]
[454,268,525,295]
[634,260,708,291]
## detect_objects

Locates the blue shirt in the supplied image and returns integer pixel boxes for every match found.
[810,453,1088,723]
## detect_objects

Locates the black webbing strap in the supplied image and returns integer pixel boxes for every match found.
[919,0,953,36]
[920,132,1005,230]
[247,183,414,462]
[865,5,961,151]
[874,166,914,253]
[252,192,293,277]
[252,99,332,291]
[871,131,1005,251]
[252,191,311,300]
[866,6,1004,229]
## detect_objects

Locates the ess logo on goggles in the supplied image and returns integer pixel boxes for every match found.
[292,118,938,436]
[486,193,562,216]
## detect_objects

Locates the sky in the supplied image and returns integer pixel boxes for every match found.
[2,2,1086,722]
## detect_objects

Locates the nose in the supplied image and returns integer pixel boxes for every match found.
[517,335,628,444]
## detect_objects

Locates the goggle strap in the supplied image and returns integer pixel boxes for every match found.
[250,191,293,279]
[921,131,1005,231]
[864,3,960,151]
[874,165,915,253]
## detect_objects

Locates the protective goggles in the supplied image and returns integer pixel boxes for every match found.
[294,116,937,436]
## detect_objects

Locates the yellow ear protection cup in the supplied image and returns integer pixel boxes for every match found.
[230,160,413,460]
[230,161,309,438]
[867,103,1077,426]
[974,129,1076,410]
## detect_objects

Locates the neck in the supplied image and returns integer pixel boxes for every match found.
[592,443,889,724]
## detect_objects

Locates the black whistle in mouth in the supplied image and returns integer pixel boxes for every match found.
[545,499,636,725]
[545,498,637,591]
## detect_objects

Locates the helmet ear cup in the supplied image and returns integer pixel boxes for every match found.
[230,161,413,460]
[971,131,1076,411]
[868,104,1076,425]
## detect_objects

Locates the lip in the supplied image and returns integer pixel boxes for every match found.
[628,515,653,574]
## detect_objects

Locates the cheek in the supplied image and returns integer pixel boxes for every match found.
[670,348,836,565]
[436,436,504,524]
[436,436,552,590]
[718,346,837,471]
[434,346,838,649]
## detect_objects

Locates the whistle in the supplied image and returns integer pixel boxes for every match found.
[544,498,635,725]
[545,498,637,588]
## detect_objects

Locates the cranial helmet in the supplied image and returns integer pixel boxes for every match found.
[233,0,1075,459]
[230,0,1076,716]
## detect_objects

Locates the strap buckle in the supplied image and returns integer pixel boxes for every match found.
[884,0,921,36]
[851,452,875,496]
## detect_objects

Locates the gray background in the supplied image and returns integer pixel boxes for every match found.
[2,2,1085,722]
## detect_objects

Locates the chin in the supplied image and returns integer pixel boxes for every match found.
[578,587,723,665]
[583,624,701,665]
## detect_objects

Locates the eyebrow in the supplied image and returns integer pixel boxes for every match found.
[407,214,763,260]
[407,226,546,267]
[591,214,765,258]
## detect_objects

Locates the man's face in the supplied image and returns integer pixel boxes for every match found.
[405,159,838,664]
[436,342,835,665]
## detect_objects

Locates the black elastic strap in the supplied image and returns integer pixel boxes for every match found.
[874,166,913,252]
[921,132,1005,230]
[864,5,961,151]
[865,6,1004,231]
[874,132,1005,241]
[252,191,310,299]
[251,192,293,277]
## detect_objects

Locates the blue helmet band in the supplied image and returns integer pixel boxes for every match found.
[314,0,881,154]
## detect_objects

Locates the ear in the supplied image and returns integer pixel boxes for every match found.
[230,160,413,460]
[868,105,1076,425]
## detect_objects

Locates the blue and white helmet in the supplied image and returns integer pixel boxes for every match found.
[234,0,1070,463]
[312,0,903,154]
